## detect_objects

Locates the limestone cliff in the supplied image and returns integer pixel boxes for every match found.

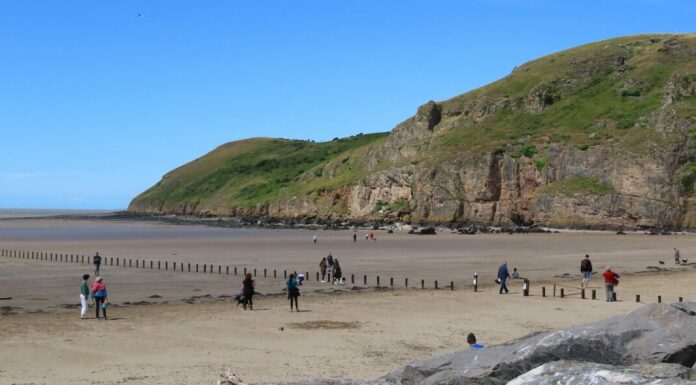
[129,34,696,229]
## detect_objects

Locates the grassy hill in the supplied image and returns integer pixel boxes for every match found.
[129,133,388,214]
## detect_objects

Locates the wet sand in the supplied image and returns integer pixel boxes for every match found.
[1,218,696,384]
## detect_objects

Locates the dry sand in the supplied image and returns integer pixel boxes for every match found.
[1,218,696,384]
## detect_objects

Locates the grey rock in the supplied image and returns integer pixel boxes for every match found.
[384,303,696,385]
[507,360,696,385]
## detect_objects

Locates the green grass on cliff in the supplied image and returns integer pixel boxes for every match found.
[540,176,616,196]
[131,133,388,211]
[433,34,696,157]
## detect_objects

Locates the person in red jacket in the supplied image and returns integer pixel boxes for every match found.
[603,267,620,302]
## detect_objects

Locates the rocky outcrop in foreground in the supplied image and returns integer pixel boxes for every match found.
[266,303,696,385]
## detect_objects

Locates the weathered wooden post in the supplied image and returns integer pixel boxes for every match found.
[592,289,597,300]
[450,281,454,291]
[421,279,425,289]
[405,278,408,287]
[560,288,564,298]
[636,294,640,303]
[377,276,380,286]
[658,295,662,303]
[435,280,438,289]
[523,279,530,297]
[542,286,546,297]
[390,277,393,287]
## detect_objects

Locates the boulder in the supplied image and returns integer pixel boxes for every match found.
[384,302,696,385]
[507,360,696,385]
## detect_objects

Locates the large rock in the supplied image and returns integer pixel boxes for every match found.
[507,360,696,385]
[383,302,696,385]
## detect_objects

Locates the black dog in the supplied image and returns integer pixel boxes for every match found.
[234,293,248,307]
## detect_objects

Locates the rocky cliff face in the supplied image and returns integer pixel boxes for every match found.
[129,34,696,229]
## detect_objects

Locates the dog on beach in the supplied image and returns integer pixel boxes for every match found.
[233,293,248,307]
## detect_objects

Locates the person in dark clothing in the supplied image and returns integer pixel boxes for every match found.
[332,258,343,285]
[497,262,510,294]
[326,253,334,272]
[241,273,255,311]
[287,273,300,312]
[93,252,102,276]
[580,254,593,289]
[353,233,357,242]
[320,257,328,282]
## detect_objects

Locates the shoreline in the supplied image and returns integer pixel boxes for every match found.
[2,210,694,235]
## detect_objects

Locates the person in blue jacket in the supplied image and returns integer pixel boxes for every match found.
[467,333,485,349]
[497,261,510,294]
[287,273,300,312]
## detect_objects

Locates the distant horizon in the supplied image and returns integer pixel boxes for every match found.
[3,1,696,209]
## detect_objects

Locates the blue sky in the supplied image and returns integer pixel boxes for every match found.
[1,0,694,209]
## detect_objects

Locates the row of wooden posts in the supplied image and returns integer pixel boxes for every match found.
[0,248,457,290]
[2,248,686,303]
[547,284,684,303]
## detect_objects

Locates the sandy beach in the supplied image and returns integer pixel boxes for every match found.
[1,218,696,384]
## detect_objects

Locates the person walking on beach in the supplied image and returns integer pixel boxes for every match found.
[90,276,108,320]
[353,233,357,242]
[287,273,300,312]
[319,257,328,282]
[80,274,90,319]
[313,235,317,244]
[332,258,343,285]
[241,273,255,311]
[497,262,510,294]
[326,253,334,273]
[580,254,593,289]
[467,333,485,349]
[603,266,620,302]
[93,252,102,276]
[674,248,681,264]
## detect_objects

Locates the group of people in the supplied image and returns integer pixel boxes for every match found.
[495,254,621,302]
[319,253,343,284]
[578,254,621,302]
[77,253,109,320]
[237,271,302,312]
